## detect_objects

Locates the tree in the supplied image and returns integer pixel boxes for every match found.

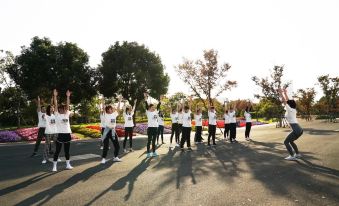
[296,88,316,121]
[252,65,290,127]
[98,41,170,120]
[0,50,15,88]
[317,75,339,122]
[6,36,97,104]
[175,49,237,110]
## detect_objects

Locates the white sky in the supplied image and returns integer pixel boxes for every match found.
[1,0,338,101]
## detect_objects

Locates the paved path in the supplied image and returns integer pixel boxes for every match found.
[0,120,338,206]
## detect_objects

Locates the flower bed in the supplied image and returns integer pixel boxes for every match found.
[15,127,78,141]
[0,130,22,142]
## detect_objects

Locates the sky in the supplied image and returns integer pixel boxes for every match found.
[1,0,338,101]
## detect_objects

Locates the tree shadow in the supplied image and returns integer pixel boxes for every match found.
[176,151,196,189]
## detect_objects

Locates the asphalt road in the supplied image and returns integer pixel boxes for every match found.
[0,120,338,206]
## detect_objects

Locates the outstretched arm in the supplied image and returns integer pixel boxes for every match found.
[188,96,192,111]
[66,90,71,112]
[100,97,105,114]
[132,99,137,113]
[37,96,41,112]
[53,89,58,113]
[117,96,122,113]
[278,88,287,105]
[144,93,149,110]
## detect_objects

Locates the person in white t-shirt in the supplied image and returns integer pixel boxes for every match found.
[208,104,217,146]
[52,89,73,172]
[244,101,253,141]
[170,103,180,148]
[144,93,160,158]
[223,102,230,141]
[100,96,122,164]
[194,105,203,144]
[180,96,193,151]
[278,88,303,161]
[42,101,58,164]
[229,103,238,143]
[123,99,137,153]
[157,96,165,145]
[31,96,47,157]
[178,106,184,142]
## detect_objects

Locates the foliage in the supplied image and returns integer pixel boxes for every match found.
[317,75,339,121]
[296,88,316,121]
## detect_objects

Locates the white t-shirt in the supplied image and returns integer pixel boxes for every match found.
[105,112,119,129]
[37,112,46,128]
[229,111,237,123]
[208,111,217,125]
[178,113,183,124]
[99,113,105,128]
[55,111,72,134]
[224,113,230,124]
[182,111,192,127]
[285,105,298,124]
[244,111,252,122]
[158,114,164,126]
[124,112,134,127]
[171,113,179,124]
[45,114,57,134]
[194,114,202,127]
[146,110,159,127]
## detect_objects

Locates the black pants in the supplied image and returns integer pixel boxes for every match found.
[180,127,192,148]
[33,127,46,153]
[224,124,230,138]
[195,126,202,142]
[170,123,179,144]
[208,125,216,145]
[123,127,133,149]
[100,127,104,147]
[178,124,183,140]
[245,122,252,138]
[147,127,158,153]
[157,125,164,143]
[53,133,71,161]
[284,123,303,156]
[102,130,120,158]
[230,123,237,141]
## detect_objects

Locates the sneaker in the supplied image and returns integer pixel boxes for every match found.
[212,143,217,146]
[233,140,238,143]
[100,146,103,150]
[175,143,179,147]
[66,165,73,170]
[113,157,122,162]
[123,149,127,153]
[146,153,152,158]
[294,153,302,158]
[31,152,37,157]
[57,158,62,162]
[284,155,297,161]
[152,152,159,157]
[101,158,106,164]
[52,166,57,172]
[187,147,193,151]
[42,159,47,164]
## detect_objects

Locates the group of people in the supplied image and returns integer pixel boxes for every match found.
[31,88,304,172]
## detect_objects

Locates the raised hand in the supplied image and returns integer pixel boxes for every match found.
[53,89,58,97]
[66,90,71,97]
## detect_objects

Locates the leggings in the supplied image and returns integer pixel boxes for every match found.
[180,127,192,148]
[230,123,237,140]
[208,125,216,145]
[33,127,45,153]
[102,129,120,158]
[195,126,202,142]
[123,127,133,149]
[147,127,158,153]
[43,134,57,160]
[53,133,72,161]
[224,124,230,138]
[284,123,303,156]
[178,124,183,140]
[157,125,164,143]
[170,123,179,144]
[245,122,252,138]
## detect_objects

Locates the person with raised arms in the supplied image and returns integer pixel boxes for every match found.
[169,103,180,148]
[52,89,73,172]
[207,102,217,147]
[177,101,184,146]
[123,99,137,153]
[31,96,47,157]
[180,96,193,152]
[100,96,122,164]
[144,92,159,158]
[194,105,203,144]
[229,103,238,143]
[278,88,303,161]
[223,102,230,141]
[244,101,253,141]
[157,96,165,145]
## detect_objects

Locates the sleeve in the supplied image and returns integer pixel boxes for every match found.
[145,100,149,110]
[157,101,161,110]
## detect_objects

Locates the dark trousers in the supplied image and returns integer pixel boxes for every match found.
[178,124,183,139]
[123,127,133,149]
[181,127,192,148]
[100,127,104,147]
[230,123,237,140]
[224,124,230,138]
[53,141,70,161]
[147,127,158,153]
[195,126,202,142]
[157,125,164,143]
[102,130,120,158]
[284,123,303,156]
[208,125,216,145]
[170,123,179,143]
[245,122,252,138]
[33,127,46,153]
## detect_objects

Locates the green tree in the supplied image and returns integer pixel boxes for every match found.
[296,88,316,121]
[317,75,339,122]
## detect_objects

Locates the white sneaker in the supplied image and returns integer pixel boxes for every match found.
[113,157,122,162]
[124,149,127,153]
[294,153,302,158]
[42,159,47,164]
[66,165,73,170]
[284,155,297,161]
[52,161,57,172]
[52,166,57,172]
[175,143,179,147]
[100,146,103,150]
[101,158,106,164]
[57,158,62,162]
